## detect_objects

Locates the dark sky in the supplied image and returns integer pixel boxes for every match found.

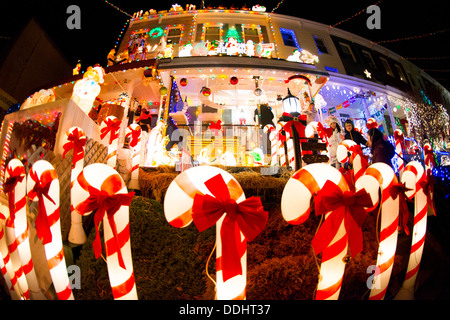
[1,0,449,90]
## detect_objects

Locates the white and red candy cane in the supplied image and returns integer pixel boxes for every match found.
[63,127,88,246]
[263,124,278,166]
[394,129,405,177]
[100,116,121,169]
[5,159,44,299]
[72,163,137,300]
[422,143,436,216]
[276,123,288,167]
[337,139,369,183]
[277,122,296,169]
[0,204,23,299]
[164,166,248,300]
[363,163,401,300]
[125,124,142,190]
[27,160,74,300]
[281,163,378,300]
[395,161,428,300]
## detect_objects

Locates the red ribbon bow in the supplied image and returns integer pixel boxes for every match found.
[277,128,287,142]
[192,174,268,282]
[100,117,121,144]
[209,120,222,134]
[313,180,373,258]
[3,165,26,223]
[419,172,436,216]
[28,170,57,245]
[126,126,141,148]
[393,131,405,150]
[348,144,369,169]
[423,146,436,169]
[63,128,87,169]
[316,122,332,147]
[281,112,306,139]
[75,174,134,269]
[388,182,412,235]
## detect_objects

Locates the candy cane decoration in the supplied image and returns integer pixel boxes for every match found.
[100,116,121,169]
[281,163,378,300]
[27,160,74,300]
[4,159,44,299]
[0,204,23,299]
[263,124,278,166]
[395,161,428,300]
[422,143,436,216]
[394,129,405,177]
[72,163,137,300]
[276,123,288,167]
[125,124,142,190]
[337,140,369,186]
[164,166,268,300]
[363,163,403,300]
[63,127,88,245]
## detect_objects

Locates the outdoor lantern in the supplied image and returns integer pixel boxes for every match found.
[279,88,305,171]
[282,88,301,115]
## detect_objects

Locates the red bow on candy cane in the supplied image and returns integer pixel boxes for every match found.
[419,172,436,216]
[192,174,268,282]
[316,122,332,147]
[100,117,121,144]
[388,182,412,235]
[313,180,373,258]
[277,128,287,142]
[28,169,57,245]
[75,174,134,270]
[126,126,141,148]
[348,144,369,169]
[3,165,26,223]
[209,120,222,134]
[393,131,406,150]
[423,146,437,169]
[281,112,307,138]
[63,128,87,169]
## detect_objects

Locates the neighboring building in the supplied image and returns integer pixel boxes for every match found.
[0,18,73,109]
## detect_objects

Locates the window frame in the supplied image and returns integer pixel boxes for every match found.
[338,42,357,62]
[379,57,395,77]
[165,25,184,45]
[279,28,300,49]
[242,25,262,44]
[203,23,223,43]
[361,50,376,69]
[313,35,329,55]
[394,64,408,82]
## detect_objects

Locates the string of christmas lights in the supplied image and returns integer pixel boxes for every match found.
[103,0,133,18]
[375,28,450,44]
[406,55,450,60]
[271,0,285,13]
[331,0,383,28]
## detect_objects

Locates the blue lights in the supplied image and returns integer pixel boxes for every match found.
[279,28,301,49]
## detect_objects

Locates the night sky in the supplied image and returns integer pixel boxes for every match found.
[1,0,449,90]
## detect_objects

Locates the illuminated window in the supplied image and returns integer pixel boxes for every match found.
[204,25,222,42]
[166,27,183,45]
[280,28,300,48]
[243,26,261,44]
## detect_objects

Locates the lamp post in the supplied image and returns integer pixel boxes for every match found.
[280,89,306,171]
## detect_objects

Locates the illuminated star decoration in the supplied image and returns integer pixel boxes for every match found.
[364,69,372,78]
